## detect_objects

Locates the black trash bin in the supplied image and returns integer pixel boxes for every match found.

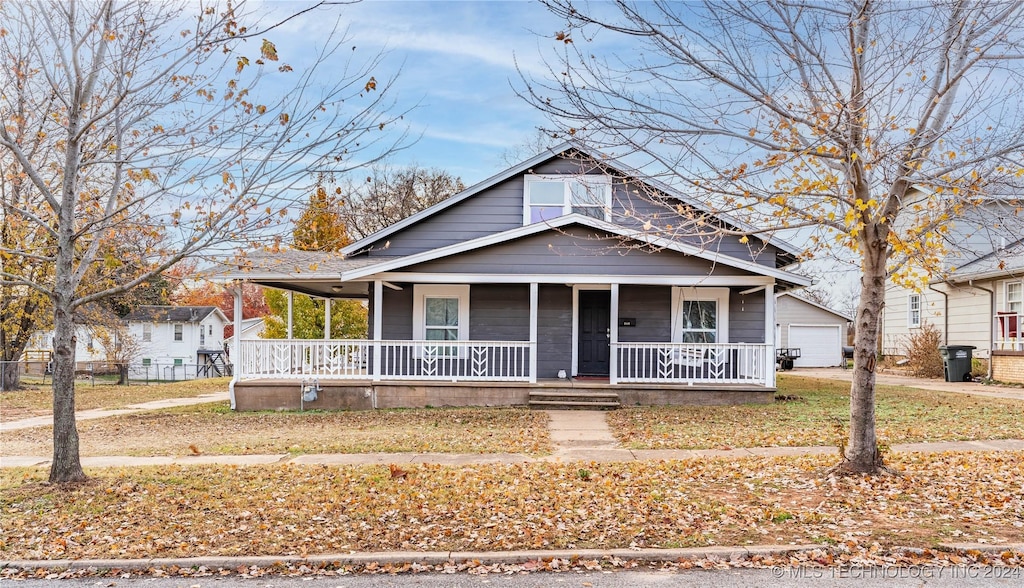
[938,345,975,382]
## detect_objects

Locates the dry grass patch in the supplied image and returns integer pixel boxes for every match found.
[0,404,551,456]
[0,378,228,421]
[608,375,1024,450]
[2,451,1021,559]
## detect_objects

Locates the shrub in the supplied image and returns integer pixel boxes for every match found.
[905,323,944,379]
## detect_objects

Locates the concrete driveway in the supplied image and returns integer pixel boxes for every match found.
[784,367,1024,401]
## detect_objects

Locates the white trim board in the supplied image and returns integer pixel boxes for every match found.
[339,214,811,287]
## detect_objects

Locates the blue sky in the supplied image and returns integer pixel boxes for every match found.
[265,0,576,185]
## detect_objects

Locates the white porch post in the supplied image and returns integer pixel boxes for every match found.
[286,291,293,340]
[229,283,242,409]
[765,284,776,388]
[324,298,332,340]
[529,282,538,383]
[373,279,383,382]
[610,283,619,384]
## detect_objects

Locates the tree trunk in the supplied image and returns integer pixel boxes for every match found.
[1,359,20,392]
[49,294,86,483]
[845,224,889,474]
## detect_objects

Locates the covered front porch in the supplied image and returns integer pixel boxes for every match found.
[227,278,782,409]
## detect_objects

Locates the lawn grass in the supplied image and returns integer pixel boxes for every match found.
[0,378,229,421]
[607,375,1024,449]
[2,451,1021,559]
[0,404,552,456]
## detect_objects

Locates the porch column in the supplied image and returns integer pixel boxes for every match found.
[372,279,383,382]
[229,282,242,410]
[324,298,332,340]
[529,282,538,384]
[610,283,619,384]
[286,291,293,340]
[765,284,776,388]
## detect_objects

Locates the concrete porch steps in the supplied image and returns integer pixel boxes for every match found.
[528,390,621,410]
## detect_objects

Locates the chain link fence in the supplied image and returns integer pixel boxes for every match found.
[1,360,232,390]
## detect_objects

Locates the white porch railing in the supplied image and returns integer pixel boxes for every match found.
[238,339,773,386]
[994,312,1023,350]
[237,339,372,379]
[615,342,773,385]
[378,340,532,382]
[237,339,532,382]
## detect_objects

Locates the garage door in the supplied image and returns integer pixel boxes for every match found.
[789,325,841,367]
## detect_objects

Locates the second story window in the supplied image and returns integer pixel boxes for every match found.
[142,323,152,342]
[174,323,183,341]
[524,175,611,225]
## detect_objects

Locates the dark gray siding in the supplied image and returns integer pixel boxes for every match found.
[729,288,767,343]
[537,285,572,378]
[618,285,671,343]
[406,227,747,276]
[363,160,595,257]
[470,285,530,341]
[610,178,779,267]
[360,154,785,267]
[381,286,413,339]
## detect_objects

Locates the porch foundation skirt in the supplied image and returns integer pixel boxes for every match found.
[232,379,774,411]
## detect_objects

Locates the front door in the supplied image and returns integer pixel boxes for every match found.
[578,290,611,376]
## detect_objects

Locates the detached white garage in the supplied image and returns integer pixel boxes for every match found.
[776,293,852,368]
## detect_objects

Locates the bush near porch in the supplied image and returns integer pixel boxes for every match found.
[607,375,1024,450]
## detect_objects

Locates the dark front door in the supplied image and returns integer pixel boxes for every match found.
[578,290,611,376]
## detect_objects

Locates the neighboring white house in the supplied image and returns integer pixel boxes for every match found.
[775,292,852,368]
[222,317,266,350]
[25,325,111,364]
[123,306,229,375]
[881,195,1024,362]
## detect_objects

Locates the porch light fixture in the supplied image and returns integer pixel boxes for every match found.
[331,286,344,292]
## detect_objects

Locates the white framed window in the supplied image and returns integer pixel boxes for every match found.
[671,287,730,343]
[142,323,152,342]
[173,358,184,366]
[907,293,922,328]
[412,285,470,356]
[173,323,184,341]
[1006,281,1022,313]
[141,358,151,367]
[523,174,612,225]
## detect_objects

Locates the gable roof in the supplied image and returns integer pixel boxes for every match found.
[339,213,812,288]
[777,292,852,321]
[123,306,226,323]
[340,142,802,265]
[944,239,1024,283]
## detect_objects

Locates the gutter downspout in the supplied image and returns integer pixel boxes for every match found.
[968,280,995,381]
[926,284,949,346]
[229,283,243,410]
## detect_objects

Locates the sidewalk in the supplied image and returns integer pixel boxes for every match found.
[785,367,1024,401]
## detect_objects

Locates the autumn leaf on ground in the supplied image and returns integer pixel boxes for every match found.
[389,464,408,479]
[188,444,201,455]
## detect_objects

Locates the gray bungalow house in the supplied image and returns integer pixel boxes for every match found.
[220,145,811,410]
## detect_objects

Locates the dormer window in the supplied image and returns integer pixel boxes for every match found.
[524,175,612,225]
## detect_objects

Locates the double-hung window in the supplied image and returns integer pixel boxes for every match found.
[174,323,184,342]
[907,294,922,328]
[413,285,470,357]
[1006,282,1022,313]
[142,324,152,342]
[524,175,612,224]
[671,287,730,344]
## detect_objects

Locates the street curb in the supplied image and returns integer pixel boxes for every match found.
[1,544,823,571]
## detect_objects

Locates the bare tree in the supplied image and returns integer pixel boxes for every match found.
[0,0,407,482]
[523,0,1024,473]
[337,164,465,240]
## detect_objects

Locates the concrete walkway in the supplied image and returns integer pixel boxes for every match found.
[785,367,1024,401]
[0,391,230,432]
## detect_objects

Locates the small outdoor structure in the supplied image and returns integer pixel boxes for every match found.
[217,144,811,409]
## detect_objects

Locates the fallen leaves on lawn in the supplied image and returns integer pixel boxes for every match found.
[608,376,1024,449]
[1,407,551,457]
[2,451,1022,561]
